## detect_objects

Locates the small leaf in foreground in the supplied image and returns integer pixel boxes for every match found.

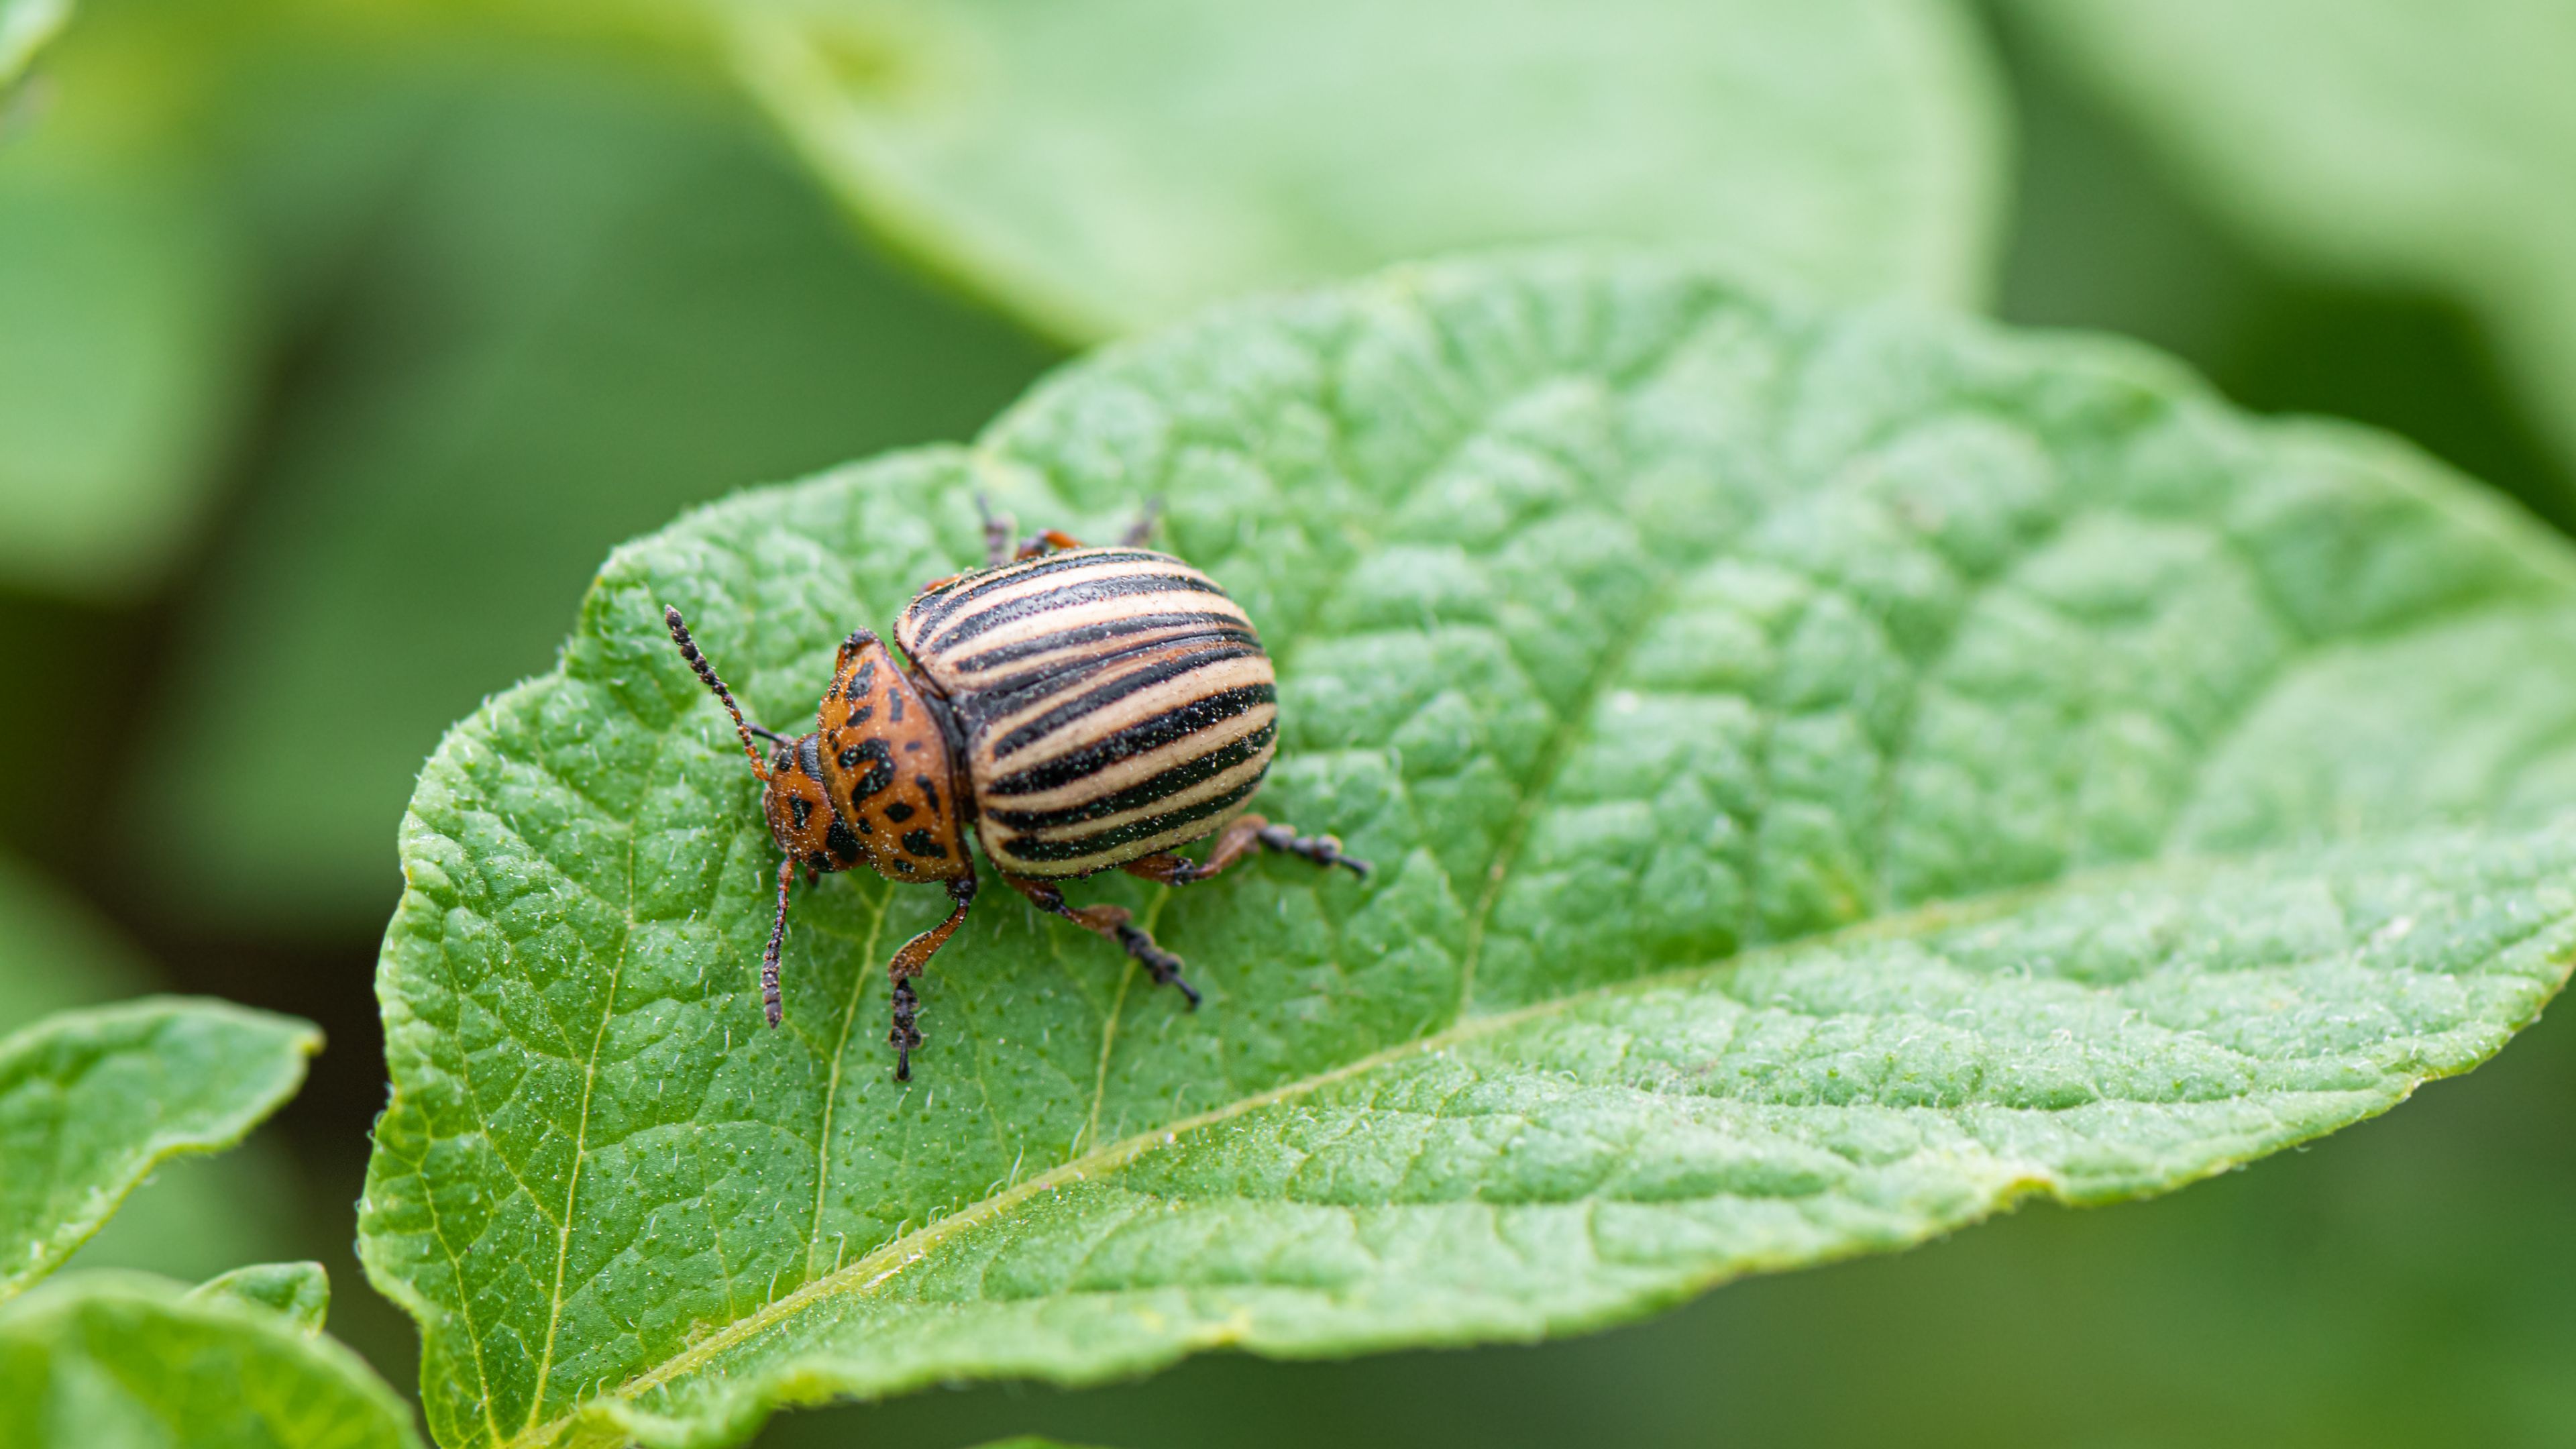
[191,1260,331,1337]
[361,252,2576,1448]
[0,998,319,1304]
[0,1271,423,1449]
[730,0,2005,338]
[0,0,68,88]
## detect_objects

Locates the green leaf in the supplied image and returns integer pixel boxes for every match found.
[0,1271,422,1448]
[191,1261,331,1337]
[0,0,68,88]
[1,999,319,1304]
[0,0,261,602]
[2000,0,2576,491]
[730,0,2006,339]
[0,856,301,1286]
[359,252,2576,1449]
[149,55,1052,931]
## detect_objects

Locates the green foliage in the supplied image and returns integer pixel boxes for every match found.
[0,999,319,1303]
[150,54,1053,932]
[731,0,2006,339]
[360,252,2576,1448]
[0,1270,423,1448]
[192,1260,332,1336]
[2004,0,2576,490]
[0,0,68,87]
[0,857,299,1285]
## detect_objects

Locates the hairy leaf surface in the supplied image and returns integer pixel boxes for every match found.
[360,253,2576,1448]
[731,0,2004,339]
[2005,0,2576,490]
[0,1271,422,1448]
[0,1000,318,1304]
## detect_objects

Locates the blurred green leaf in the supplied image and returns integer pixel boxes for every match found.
[0,17,255,602]
[148,55,1053,932]
[2002,0,2576,492]
[0,0,69,87]
[0,857,303,1286]
[360,252,2576,1449]
[0,998,318,1304]
[730,0,2007,339]
[0,1271,422,1448]
[191,1260,331,1336]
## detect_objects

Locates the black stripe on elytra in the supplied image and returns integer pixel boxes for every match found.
[907,548,1172,625]
[925,570,1228,653]
[955,631,1256,725]
[981,684,1275,796]
[987,644,1265,759]
[837,736,895,802]
[948,612,1254,675]
[983,722,1275,829]
[1002,775,1266,863]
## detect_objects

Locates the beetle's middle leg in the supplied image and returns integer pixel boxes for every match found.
[1003,873,1201,1008]
[1123,816,1371,888]
[884,875,977,1082]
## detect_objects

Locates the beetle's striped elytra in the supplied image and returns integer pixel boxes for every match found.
[663,502,1366,1081]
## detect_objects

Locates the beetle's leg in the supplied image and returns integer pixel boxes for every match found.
[1124,815,1371,888]
[1014,529,1086,560]
[975,493,1017,567]
[1118,498,1163,547]
[1004,873,1201,1008]
[885,875,977,1082]
[760,855,796,1028]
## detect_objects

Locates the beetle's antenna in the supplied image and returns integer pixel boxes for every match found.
[1120,497,1164,547]
[664,605,771,780]
[761,856,793,1027]
[747,723,790,745]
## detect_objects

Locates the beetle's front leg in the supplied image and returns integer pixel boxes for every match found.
[885,875,977,1081]
[1123,815,1371,888]
[1003,873,1201,1008]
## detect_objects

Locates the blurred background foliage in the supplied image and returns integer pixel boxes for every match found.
[0,1,2568,1445]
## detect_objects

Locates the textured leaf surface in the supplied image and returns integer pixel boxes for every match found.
[192,1261,331,1336]
[0,1272,422,1448]
[731,0,2004,339]
[0,1000,318,1304]
[2004,0,2576,489]
[359,253,2576,1448]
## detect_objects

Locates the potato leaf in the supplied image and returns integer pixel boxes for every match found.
[730,0,2006,338]
[0,1271,421,1448]
[0,1000,318,1304]
[360,252,2576,1448]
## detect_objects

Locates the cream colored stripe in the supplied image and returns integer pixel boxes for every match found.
[978,704,1275,810]
[984,798,1262,879]
[972,651,1276,772]
[899,557,1215,654]
[1015,752,1274,845]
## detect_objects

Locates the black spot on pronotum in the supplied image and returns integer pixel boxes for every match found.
[825,819,863,863]
[901,828,947,859]
[847,704,874,726]
[916,773,941,815]
[805,851,831,873]
[843,736,895,800]
[845,659,877,701]
[790,796,812,830]
[884,800,916,823]
[888,689,907,723]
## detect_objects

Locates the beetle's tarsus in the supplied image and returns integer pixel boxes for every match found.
[1116,924,1200,1008]
[890,978,922,1081]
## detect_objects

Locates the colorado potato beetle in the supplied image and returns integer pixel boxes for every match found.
[663,503,1368,1080]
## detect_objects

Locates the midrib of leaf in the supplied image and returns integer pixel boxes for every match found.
[504,865,2086,1449]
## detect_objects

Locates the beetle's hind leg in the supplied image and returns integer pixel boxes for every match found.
[1124,815,1371,888]
[1004,874,1201,1008]
[885,875,978,1081]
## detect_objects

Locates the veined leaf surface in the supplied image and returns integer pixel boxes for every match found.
[360,253,2576,1448]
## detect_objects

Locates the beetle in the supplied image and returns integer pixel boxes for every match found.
[662,502,1368,1080]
